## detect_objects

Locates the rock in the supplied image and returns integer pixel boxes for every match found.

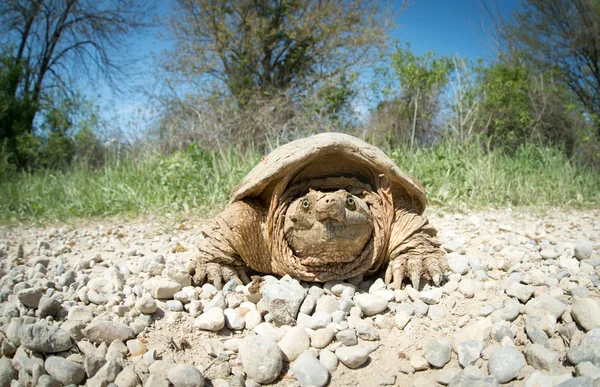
[575,240,593,261]
[444,241,466,254]
[447,253,470,275]
[354,294,388,316]
[458,279,477,298]
[261,280,307,326]
[299,294,318,315]
[126,339,147,356]
[311,311,332,329]
[428,305,446,321]
[167,364,205,387]
[425,338,452,368]
[335,329,358,346]
[193,308,225,331]
[523,372,572,387]
[576,362,600,379]
[37,375,62,387]
[540,249,560,259]
[144,278,182,299]
[165,262,192,287]
[556,377,594,387]
[437,368,461,385]
[312,328,336,349]
[38,295,64,318]
[315,295,339,314]
[571,297,600,332]
[420,288,443,305]
[453,318,492,351]
[67,306,94,322]
[291,351,329,387]
[319,349,339,372]
[355,319,379,341]
[335,346,370,369]
[88,359,121,385]
[505,282,534,303]
[114,366,140,387]
[239,336,282,384]
[567,328,600,365]
[19,322,72,353]
[0,357,17,387]
[82,320,135,344]
[244,309,262,330]
[135,295,158,314]
[84,355,106,378]
[17,287,43,308]
[488,346,524,384]
[278,327,310,362]
[410,354,430,371]
[457,341,484,368]
[395,311,411,330]
[526,343,559,370]
[525,294,566,319]
[414,299,429,317]
[44,356,85,385]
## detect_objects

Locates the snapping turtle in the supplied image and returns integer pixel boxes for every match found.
[190,133,449,289]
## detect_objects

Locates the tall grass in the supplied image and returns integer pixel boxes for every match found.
[1,140,598,222]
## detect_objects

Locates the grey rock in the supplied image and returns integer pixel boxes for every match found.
[0,357,17,387]
[447,253,470,275]
[144,278,181,299]
[261,281,307,326]
[425,338,452,368]
[444,241,466,254]
[437,368,461,386]
[311,328,336,348]
[82,320,135,344]
[428,305,446,321]
[525,317,549,344]
[88,360,122,385]
[556,376,594,387]
[505,283,534,303]
[38,295,63,318]
[540,249,560,259]
[355,319,379,341]
[17,287,43,308]
[58,270,76,287]
[571,297,600,332]
[37,375,61,387]
[44,356,85,385]
[239,336,282,384]
[84,355,107,378]
[414,299,429,317]
[575,240,594,261]
[576,362,600,379]
[449,369,499,387]
[278,327,310,362]
[292,351,329,387]
[526,343,559,370]
[525,294,566,319]
[299,294,318,315]
[567,329,600,366]
[488,346,524,384]
[335,346,370,369]
[336,329,358,346]
[167,364,205,387]
[135,295,157,314]
[457,341,484,368]
[420,288,443,305]
[19,322,72,353]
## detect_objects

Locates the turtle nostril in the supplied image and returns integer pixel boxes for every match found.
[325,199,329,203]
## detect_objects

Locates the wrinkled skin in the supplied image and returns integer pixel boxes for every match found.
[283,189,373,266]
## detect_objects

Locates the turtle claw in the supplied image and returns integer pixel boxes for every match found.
[393,270,404,290]
[432,273,441,286]
[384,266,393,285]
[411,272,420,290]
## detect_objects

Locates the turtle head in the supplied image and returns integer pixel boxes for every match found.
[284,189,373,265]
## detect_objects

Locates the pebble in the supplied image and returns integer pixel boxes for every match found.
[261,280,307,326]
[19,322,72,353]
[575,240,593,261]
[395,311,411,329]
[167,364,205,387]
[354,294,388,316]
[311,328,336,349]
[425,338,452,368]
[239,336,283,384]
[136,295,158,314]
[488,346,524,383]
[291,351,329,387]
[278,327,310,362]
[319,349,339,372]
[82,320,135,344]
[420,288,443,304]
[335,346,370,369]
[44,356,85,385]
[144,278,182,299]
[526,343,559,370]
[336,329,358,346]
[571,297,600,331]
[0,357,17,386]
[410,354,430,371]
[193,307,225,331]
[17,287,43,308]
[505,282,534,303]
[525,294,566,319]
[457,340,484,367]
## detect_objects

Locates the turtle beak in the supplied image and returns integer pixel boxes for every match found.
[314,194,346,222]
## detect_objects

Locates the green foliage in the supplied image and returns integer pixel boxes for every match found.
[391,43,452,96]
[1,140,598,222]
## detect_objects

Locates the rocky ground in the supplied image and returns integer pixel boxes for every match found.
[0,207,599,387]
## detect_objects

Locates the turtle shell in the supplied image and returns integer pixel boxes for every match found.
[231,132,427,213]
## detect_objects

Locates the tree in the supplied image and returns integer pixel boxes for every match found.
[369,43,451,147]
[162,0,395,107]
[488,0,600,137]
[0,0,153,168]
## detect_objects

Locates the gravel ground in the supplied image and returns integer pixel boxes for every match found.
[0,207,599,387]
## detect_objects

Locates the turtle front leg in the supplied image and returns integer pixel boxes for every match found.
[189,200,269,289]
[385,210,449,290]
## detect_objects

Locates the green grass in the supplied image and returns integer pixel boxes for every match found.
[1,140,599,222]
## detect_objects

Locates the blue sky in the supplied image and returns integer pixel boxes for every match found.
[98,0,522,138]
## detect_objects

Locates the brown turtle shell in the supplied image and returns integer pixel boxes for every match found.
[231,132,427,212]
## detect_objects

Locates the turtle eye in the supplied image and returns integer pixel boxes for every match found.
[345,195,356,210]
[301,199,310,210]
